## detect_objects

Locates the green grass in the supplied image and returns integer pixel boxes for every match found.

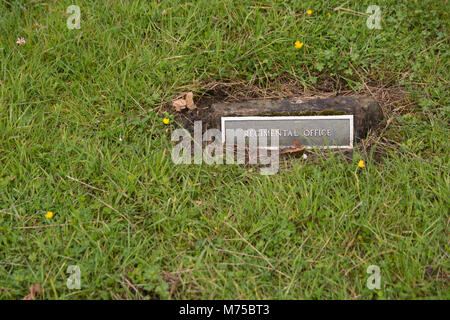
[0,0,448,299]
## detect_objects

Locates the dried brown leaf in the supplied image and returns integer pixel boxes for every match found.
[280,138,305,154]
[23,284,42,300]
[281,147,305,154]
[185,92,196,110]
[173,99,187,112]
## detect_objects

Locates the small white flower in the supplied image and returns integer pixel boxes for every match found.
[119,136,124,142]
[302,153,308,160]
[16,37,26,46]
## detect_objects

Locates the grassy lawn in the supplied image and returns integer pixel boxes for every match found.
[0,0,448,299]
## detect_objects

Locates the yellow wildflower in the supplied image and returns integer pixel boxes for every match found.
[306,10,312,15]
[163,118,170,125]
[295,41,304,49]
[358,160,365,168]
[45,211,54,219]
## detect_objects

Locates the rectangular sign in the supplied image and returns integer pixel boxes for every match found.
[221,115,354,149]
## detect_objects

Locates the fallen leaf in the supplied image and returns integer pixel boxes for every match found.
[162,7,172,15]
[292,138,305,149]
[173,99,187,111]
[185,92,196,110]
[280,138,305,154]
[23,284,42,300]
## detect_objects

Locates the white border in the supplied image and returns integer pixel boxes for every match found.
[221,115,354,149]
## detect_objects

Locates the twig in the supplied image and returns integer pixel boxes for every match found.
[217,248,278,262]
[0,209,13,216]
[349,62,377,101]
[167,267,194,275]
[122,276,143,299]
[223,221,275,269]
[333,7,369,16]
[66,175,106,193]
[381,137,449,169]
[223,221,291,279]
[313,201,363,262]
[169,279,179,298]
[419,35,450,55]
[130,95,146,112]
[96,198,136,230]
[14,223,71,230]
[219,262,291,279]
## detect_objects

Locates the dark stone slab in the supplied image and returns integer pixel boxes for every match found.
[211,96,383,139]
